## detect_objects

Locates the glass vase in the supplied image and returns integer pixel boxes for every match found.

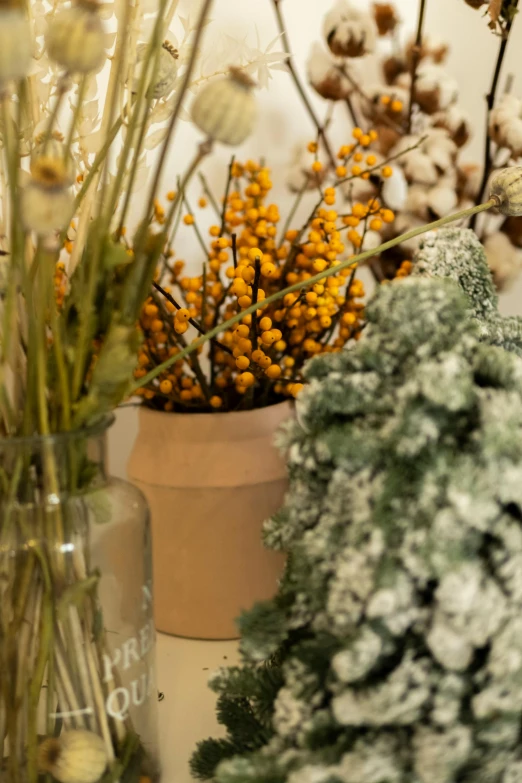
[0,418,159,783]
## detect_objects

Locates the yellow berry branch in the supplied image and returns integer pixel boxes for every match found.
[151,280,232,356]
[220,155,236,236]
[130,197,498,394]
[335,135,428,189]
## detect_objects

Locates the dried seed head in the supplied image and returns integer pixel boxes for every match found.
[489,167,522,217]
[134,40,179,99]
[0,7,32,83]
[31,136,75,185]
[46,4,106,73]
[191,68,257,146]
[38,731,108,783]
[22,158,73,235]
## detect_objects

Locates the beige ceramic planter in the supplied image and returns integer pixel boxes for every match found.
[127,401,291,640]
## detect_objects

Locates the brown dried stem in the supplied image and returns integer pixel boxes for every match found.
[470,0,519,230]
[406,0,427,133]
[272,0,337,170]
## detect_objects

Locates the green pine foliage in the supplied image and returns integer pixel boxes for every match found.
[192,228,522,783]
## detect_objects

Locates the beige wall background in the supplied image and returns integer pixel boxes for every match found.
[109,0,522,477]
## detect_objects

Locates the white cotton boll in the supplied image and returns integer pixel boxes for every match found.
[500,122,522,158]
[323,1,377,58]
[393,213,427,254]
[361,230,383,252]
[422,129,457,177]
[457,163,482,201]
[390,136,439,185]
[405,185,429,219]
[433,105,472,148]
[306,42,354,101]
[489,95,522,157]
[414,64,459,114]
[427,185,458,218]
[360,84,409,123]
[483,231,522,290]
[341,176,375,204]
[382,165,408,210]
[404,151,439,186]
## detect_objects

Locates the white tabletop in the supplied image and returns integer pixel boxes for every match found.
[156,633,240,783]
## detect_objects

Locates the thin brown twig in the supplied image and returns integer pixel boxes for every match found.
[197,172,221,217]
[470,0,519,230]
[272,0,337,169]
[220,155,236,236]
[345,98,359,128]
[337,64,402,133]
[151,288,212,402]
[231,233,238,268]
[406,0,427,133]
[152,280,232,355]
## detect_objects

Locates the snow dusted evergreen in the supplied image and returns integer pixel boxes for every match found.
[413,227,522,355]
[191,228,522,783]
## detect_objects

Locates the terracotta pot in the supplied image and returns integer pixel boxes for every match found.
[127,401,291,640]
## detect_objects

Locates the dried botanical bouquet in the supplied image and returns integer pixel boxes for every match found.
[0,0,270,778]
[134,140,404,412]
[0,0,520,777]
[133,0,522,413]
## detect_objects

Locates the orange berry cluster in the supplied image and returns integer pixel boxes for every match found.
[54,261,67,308]
[394,259,413,279]
[136,145,396,412]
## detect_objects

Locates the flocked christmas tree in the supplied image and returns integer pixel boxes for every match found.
[191,227,522,783]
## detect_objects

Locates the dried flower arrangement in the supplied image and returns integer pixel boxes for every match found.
[0,0,293,778]
[190,227,522,783]
[298,0,522,289]
[133,136,405,412]
[1,0,522,776]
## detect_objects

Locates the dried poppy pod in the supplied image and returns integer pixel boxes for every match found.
[323,0,377,58]
[21,157,73,235]
[31,132,75,185]
[38,730,108,783]
[191,67,257,146]
[46,0,106,74]
[490,167,522,217]
[134,40,179,99]
[0,4,32,83]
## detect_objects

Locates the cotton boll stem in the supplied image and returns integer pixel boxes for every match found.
[470,0,520,229]
[271,0,337,170]
[407,0,427,132]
